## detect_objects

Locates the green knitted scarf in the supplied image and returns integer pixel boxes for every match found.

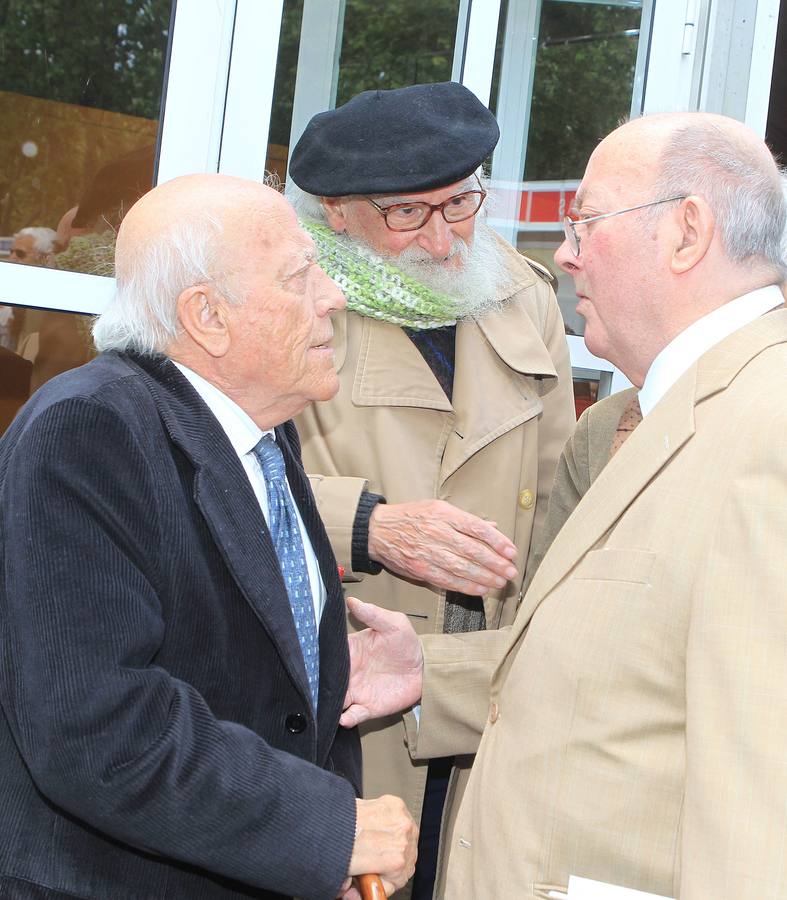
[302,220,462,329]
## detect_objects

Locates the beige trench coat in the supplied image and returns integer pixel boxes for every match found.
[407,310,787,899]
[295,239,574,831]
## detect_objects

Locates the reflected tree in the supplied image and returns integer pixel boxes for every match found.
[524,2,642,180]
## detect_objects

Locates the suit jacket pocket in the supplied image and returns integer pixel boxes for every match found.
[572,547,657,585]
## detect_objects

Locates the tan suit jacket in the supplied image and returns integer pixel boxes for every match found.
[296,238,575,828]
[408,309,787,899]
[523,386,636,592]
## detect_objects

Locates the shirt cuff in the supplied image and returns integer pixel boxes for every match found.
[351,491,386,575]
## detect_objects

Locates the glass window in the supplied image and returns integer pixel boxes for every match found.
[489,0,650,410]
[335,0,461,104]
[491,0,649,321]
[267,0,462,184]
[0,0,173,278]
[0,305,95,435]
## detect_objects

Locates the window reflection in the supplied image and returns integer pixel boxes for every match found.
[524,1,643,182]
[0,306,95,436]
[267,0,461,184]
[490,0,648,355]
[0,1,172,277]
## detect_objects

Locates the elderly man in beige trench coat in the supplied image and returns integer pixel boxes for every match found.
[286,82,575,896]
[340,111,787,900]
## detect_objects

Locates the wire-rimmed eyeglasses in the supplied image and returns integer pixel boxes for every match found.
[563,195,687,256]
[365,174,487,232]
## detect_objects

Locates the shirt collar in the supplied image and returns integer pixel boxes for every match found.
[639,284,784,417]
[172,361,273,456]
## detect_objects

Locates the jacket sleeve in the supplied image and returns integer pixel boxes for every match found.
[307,474,383,580]
[403,628,512,759]
[0,399,356,900]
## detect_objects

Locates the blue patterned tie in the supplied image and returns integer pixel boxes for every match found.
[253,434,319,709]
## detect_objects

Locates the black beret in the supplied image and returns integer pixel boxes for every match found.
[288,81,500,197]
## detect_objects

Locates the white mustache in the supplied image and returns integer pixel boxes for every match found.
[395,238,469,266]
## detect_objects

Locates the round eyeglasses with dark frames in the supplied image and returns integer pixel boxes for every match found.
[365,174,487,232]
[563,195,687,257]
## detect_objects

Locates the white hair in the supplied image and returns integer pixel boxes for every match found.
[782,172,787,272]
[651,122,787,279]
[283,168,509,311]
[15,226,58,253]
[93,213,243,355]
[285,181,327,223]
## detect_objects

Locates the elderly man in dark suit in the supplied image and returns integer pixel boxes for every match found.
[0,174,416,900]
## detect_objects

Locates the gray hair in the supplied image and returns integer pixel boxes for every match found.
[651,122,787,279]
[284,180,326,223]
[782,172,787,271]
[93,213,242,355]
[15,226,58,253]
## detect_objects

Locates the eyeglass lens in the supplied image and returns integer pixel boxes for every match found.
[386,192,484,231]
[562,218,580,256]
[10,249,28,260]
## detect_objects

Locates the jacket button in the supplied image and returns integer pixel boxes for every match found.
[285,713,307,734]
[518,488,535,510]
[489,702,500,723]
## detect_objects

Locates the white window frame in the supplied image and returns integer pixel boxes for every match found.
[1,0,779,380]
[0,0,245,316]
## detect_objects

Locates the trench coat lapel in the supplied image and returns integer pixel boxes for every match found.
[347,300,558,484]
[442,300,557,482]
[350,316,451,410]
[508,308,787,657]
[131,355,315,709]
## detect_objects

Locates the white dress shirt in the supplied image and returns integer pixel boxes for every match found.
[639,285,784,417]
[173,362,326,624]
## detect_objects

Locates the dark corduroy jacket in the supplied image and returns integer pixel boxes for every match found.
[0,351,361,900]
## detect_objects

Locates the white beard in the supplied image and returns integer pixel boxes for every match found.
[372,222,512,319]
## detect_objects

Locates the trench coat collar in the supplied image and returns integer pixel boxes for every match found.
[342,269,558,410]
[505,308,787,659]
[121,353,344,747]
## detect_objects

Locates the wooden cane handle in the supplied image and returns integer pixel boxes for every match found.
[354,873,386,900]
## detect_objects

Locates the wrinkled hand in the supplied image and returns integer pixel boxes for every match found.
[341,597,423,729]
[368,500,518,595]
[342,795,418,897]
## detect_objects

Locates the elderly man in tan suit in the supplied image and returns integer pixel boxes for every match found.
[341,111,787,899]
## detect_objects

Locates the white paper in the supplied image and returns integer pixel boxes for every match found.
[567,875,674,900]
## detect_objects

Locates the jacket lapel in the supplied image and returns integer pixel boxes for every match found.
[351,316,451,410]
[128,355,314,708]
[441,299,558,482]
[345,293,559,485]
[510,308,787,654]
[506,367,696,665]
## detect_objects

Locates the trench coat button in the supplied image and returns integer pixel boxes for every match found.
[285,713,307,734]
[517,488,536,509]
[518,488,535,510]
[489,702,499,724]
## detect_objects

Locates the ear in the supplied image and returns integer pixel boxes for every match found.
[670,195,715,275]
[320,196,348,234]
[176,284,231,358]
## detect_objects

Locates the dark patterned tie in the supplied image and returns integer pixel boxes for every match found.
[609,395,643,459]
[253,434,319,709]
